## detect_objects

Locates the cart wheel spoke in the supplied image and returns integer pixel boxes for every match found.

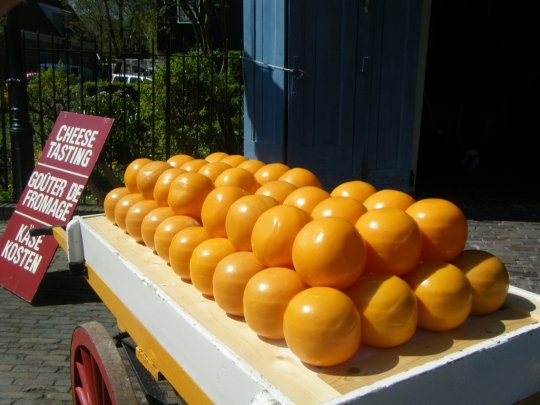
[89,354,104,405]
[75,386,90,405]
[75,360,93,404]
[81,348,100,405]
[71,321,137,405]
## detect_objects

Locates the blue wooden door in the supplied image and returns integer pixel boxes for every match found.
[287,0,361,190]
[357,0,424,191]
[286,0,424,192]
[243,0,425,192]
[243,0,287,163]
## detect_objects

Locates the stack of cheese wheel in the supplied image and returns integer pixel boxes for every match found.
[103,152,509,368]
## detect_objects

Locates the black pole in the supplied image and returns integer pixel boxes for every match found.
[66,35,70,111]
[80,35,84,113]
[51,31,57,119]
[195,41,200,156]
[181,38,185,154]
[6,2,35,201]
[165,29,171,160]
[137,36,141,157]
[95,36,99,115]
[209,51,214,143]
[1,56,8,189]
[151,39,155,158]
[37,31,45,148]
[122,36,127,164]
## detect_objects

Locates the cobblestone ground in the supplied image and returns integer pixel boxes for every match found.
[0,221,182,405]
[467,220,540,294]
[1,218,540,404]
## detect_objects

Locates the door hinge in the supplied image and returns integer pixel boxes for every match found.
[361,56,369,74]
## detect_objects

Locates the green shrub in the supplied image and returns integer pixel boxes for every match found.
[139,49,244,159]
[2,48,244,202]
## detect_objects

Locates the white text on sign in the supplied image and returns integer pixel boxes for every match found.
[45,125,99,167]
[0,224,43,273]
[20,171,86,221]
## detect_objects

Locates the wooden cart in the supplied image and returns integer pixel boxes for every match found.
[46,214,540,405]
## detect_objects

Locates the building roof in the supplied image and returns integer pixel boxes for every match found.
[18,0,77,37]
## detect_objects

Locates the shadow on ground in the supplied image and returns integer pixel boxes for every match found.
[415,163,540,222]
[32,269,102,306]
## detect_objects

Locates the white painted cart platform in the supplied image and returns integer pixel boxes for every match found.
[62,214,540,405]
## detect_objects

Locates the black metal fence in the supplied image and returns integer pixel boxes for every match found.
[0,32,244,203]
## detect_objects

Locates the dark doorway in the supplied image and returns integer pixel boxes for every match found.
[415,0,540,219]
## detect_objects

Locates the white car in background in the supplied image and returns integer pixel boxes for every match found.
[111,74,151,83]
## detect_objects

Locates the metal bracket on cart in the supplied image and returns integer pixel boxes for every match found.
[29,220,87,276]
[29,225,67,237]
[112,332,183,405]
[65,219,87,276]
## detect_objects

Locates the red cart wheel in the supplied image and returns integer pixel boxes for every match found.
[71,321,138,405]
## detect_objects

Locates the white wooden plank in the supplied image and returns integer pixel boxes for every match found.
[77,217,290,405]
[323,322,540,404]
[74,215,540,404]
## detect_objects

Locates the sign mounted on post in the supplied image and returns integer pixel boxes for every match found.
[0,112,114,302]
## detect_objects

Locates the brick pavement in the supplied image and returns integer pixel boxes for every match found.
[0,220,181,404]
[0,215,539,404]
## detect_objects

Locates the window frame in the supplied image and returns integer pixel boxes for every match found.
[177,1,198,24]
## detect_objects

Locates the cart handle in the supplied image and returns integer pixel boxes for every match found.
[29,225,66,237]
[29,223,85,276]
[29,225,68,252]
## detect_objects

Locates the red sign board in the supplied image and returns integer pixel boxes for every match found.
[0,112,114,301]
